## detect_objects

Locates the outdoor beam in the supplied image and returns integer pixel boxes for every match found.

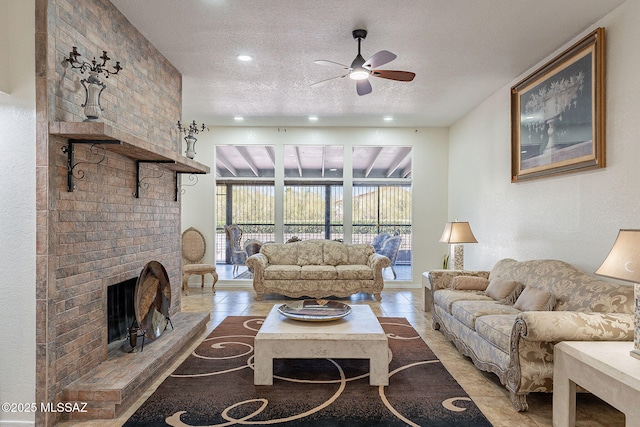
[385,148,411,178]
[365,147,384,178]
[294,146,303,177]
[216,151,237,177]
[265,145,276,168]
[236,146,259,177]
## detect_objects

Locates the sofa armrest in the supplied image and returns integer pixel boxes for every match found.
[512,311,634,342]
[246,253,268,270]
[368,252,391,274]
[506,310,634,404]
[427,269,490,292]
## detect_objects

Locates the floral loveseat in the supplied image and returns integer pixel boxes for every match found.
[246,240,390,301]
[427,258,634,411]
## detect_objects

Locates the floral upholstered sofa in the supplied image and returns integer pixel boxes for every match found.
[427,258,634,411]
[246,240,390,301]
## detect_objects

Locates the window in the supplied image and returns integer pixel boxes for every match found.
[283,184,343,241]
[214,144,412,280]
[215,183,275,263]
[351,184,412,266]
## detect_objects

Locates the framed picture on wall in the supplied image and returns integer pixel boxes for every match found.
[510,27,605,182]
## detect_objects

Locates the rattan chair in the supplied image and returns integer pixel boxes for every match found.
[182,227,218,295]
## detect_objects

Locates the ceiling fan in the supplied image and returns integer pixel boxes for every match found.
[311,29,416,96]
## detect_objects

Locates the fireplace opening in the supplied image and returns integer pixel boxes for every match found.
[107,278,137,344]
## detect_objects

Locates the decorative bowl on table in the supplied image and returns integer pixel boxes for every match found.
[277,299,352,322]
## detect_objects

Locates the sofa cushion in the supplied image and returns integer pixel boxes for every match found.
[475,314,518,354]
[433,289,493,314]
[514,286,556,311]
[264,265,301,280]
[297,242,323,266]
[300,265,337,280]
[485,277,524,304]
[262,243,298,265]
[451,300,520,330]
[336,264,374,280]
[324,242,350,266]
[347,244,374,265]
[450,276,490,291]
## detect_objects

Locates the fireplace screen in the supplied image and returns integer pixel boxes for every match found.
[135,260,172,340]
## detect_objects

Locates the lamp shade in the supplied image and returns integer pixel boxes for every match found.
[595,229,640,282]
[439,222,478,244]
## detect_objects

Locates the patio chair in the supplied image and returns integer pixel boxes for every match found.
[378,235,402,279]
[371,232,392,252]
[225,224,247,274]
[182,227,218,295]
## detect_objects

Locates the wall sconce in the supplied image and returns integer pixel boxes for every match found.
[177,120,208,159]
[439,221,478,270]
[595,229,640,359]
[63,46,122,122]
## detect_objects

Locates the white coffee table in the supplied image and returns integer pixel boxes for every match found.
[254,304,389,386]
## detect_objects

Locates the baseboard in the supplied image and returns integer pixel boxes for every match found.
[188,281,420,290]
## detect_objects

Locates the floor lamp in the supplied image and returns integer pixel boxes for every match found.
[439,222,477,270]
[595,229,640,359]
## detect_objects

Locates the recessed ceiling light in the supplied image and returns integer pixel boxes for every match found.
[236,54,252,62]
[234,116,244,121]
[308,116,318,121]
[383,116,393,121]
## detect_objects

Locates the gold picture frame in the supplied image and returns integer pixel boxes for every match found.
[511,27,605,182]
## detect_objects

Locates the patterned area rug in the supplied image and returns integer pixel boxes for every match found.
[124,316,492,426]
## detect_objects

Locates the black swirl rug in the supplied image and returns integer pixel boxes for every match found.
[124,316,492,426]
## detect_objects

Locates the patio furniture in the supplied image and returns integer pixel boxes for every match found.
[371,232,391,252]
[225,224,247,274]
[181,227,218,295]
[378,235,402,278]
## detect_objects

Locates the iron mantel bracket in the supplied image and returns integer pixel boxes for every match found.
[62,139,122,192]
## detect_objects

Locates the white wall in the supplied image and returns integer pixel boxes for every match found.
[181,126,449,286]
[448,0,640,274]
[0,0,36,424]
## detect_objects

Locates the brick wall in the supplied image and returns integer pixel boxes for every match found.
[35,0,185,424]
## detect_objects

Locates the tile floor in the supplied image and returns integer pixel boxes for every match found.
[59,287,625,427]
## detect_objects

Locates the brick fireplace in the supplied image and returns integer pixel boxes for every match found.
[34,0,209,424]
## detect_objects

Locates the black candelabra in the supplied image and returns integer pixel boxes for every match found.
[63,47,122,121]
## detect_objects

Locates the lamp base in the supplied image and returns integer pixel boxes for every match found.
[451,244,464,270]
[634,283,640,360]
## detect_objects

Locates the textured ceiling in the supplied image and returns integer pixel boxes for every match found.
[110,0,624,128]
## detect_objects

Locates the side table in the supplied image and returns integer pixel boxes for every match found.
[553,341,640,427]
[422,272,432,312]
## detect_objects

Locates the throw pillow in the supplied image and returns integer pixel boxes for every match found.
[485,277,524,304]
[450,276,489,291]
[514,286,556,311]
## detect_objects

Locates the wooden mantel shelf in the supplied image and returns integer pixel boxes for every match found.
[49,121,210,174]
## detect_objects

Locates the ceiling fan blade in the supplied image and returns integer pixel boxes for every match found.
[372,69,416,82]
[363,50,396,69]
[356,79,372,96]
[314,59,350,69]
[310,74,348,87]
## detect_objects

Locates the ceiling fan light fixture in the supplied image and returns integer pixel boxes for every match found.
[349,68,370,80]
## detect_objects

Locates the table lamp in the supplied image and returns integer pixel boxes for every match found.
[439,221,477,270]
[594,229,640,359]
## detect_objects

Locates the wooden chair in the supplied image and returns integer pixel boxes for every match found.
[182,227,218,295]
